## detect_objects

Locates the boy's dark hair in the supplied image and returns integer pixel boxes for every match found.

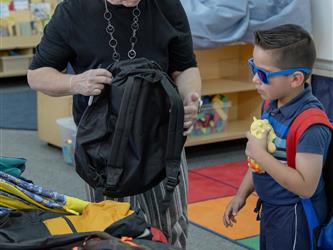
[254,24,316,80]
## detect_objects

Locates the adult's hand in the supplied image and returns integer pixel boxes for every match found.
[71,68,113,96]
[183,91,200,136]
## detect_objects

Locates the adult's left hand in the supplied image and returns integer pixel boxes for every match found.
[183,92,200,136]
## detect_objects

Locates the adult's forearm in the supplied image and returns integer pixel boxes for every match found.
[173,67,202,99]
[27,67,73,97]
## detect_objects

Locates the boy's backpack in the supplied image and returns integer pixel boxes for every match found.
[279,105,333,250]
[75,58,185,210]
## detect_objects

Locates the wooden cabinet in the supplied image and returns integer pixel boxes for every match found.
[0,36,40,77]
[0,0,57,78]
[186,44,261,146]
[37,93,72,147]
[37,44,261,147]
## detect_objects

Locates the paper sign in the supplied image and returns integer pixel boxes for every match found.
[30,2,51,20]
[13,0,29,10]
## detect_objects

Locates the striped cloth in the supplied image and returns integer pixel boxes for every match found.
[86,150,188,249]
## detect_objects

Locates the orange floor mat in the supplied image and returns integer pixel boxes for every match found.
[189,194,260,240]
[188,160,260,247]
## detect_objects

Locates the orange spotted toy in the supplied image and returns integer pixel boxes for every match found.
[247,117,276,174]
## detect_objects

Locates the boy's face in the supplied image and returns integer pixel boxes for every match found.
[252,46,293,101]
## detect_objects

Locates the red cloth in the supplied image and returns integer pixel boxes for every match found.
[150,227,168,244]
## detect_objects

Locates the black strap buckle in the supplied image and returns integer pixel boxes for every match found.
[254,198,262,221]
[105,167,123,191]
[165,175,179,191]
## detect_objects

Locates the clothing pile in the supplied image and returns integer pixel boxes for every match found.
[0,157,180,250]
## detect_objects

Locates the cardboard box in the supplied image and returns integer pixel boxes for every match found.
[0,54,32,72]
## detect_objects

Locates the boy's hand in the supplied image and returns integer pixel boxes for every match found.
[223,196,246,227]
[245,128,270,161]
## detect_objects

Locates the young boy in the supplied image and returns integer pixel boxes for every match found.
[223,24,332,250]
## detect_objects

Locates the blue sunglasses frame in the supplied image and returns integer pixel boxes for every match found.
[247,58,311,84]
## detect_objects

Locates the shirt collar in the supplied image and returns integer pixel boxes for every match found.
[268,83,313,119]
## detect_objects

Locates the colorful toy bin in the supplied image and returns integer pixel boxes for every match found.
[56,117,77,166]
[190,94,231,137]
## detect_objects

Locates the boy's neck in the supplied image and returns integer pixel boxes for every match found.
[277,84,305,108]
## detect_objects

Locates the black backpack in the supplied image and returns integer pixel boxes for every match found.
[75,58,185,210]
[0,208,146,250]
[83,238,181,250]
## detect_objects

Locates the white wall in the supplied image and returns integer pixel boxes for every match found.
[311,0,333,65]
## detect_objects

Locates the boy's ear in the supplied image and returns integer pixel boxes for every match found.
[290,71,305,88]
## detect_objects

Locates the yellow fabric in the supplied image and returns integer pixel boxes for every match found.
[0,194,37,210]
[0,180,89,215]
[63,196,89,215]
[43,200,134,235]
[43,217,74,235]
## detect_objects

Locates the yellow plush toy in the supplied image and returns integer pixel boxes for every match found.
[247,117,276,174]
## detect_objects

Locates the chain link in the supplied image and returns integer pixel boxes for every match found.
[104,0,140,61]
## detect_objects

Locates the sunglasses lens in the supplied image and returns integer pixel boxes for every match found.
[257,70,268,84]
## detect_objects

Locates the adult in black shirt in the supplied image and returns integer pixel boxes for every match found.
[28,0,201,248]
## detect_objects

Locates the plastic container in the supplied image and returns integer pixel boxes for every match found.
[190,95,231,137]
[56,117,77,165]
[0,55,33,72]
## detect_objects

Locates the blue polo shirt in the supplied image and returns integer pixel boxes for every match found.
[252,84,332,205]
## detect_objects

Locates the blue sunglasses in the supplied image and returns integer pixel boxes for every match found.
[247,58,311,84]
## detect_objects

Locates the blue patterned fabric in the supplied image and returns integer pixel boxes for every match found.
[0,171,66,210]
[0,207,11,216]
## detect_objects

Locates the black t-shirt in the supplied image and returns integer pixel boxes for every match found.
[30,0,196,74]
[30,0,196,123]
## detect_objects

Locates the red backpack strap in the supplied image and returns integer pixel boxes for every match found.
[286,108,333,168]
[263,100,270,112]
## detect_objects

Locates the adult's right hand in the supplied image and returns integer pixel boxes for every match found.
[70,68,113,96]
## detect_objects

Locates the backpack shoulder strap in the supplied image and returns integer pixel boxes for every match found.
[286,108,333,168]
[261,100,270,119]
[159,73,185,212]
[105,76,143,192]
[263,99,270,111]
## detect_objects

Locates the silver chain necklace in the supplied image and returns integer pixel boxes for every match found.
[103,0,141,62]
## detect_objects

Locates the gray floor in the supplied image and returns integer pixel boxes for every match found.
[0,78,249,250]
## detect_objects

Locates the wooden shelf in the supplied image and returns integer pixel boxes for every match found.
[313,67,333,78]
[185,119,250,146]
[0,35,40,50]
[0,70,27,77]
[202,76,255,95]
